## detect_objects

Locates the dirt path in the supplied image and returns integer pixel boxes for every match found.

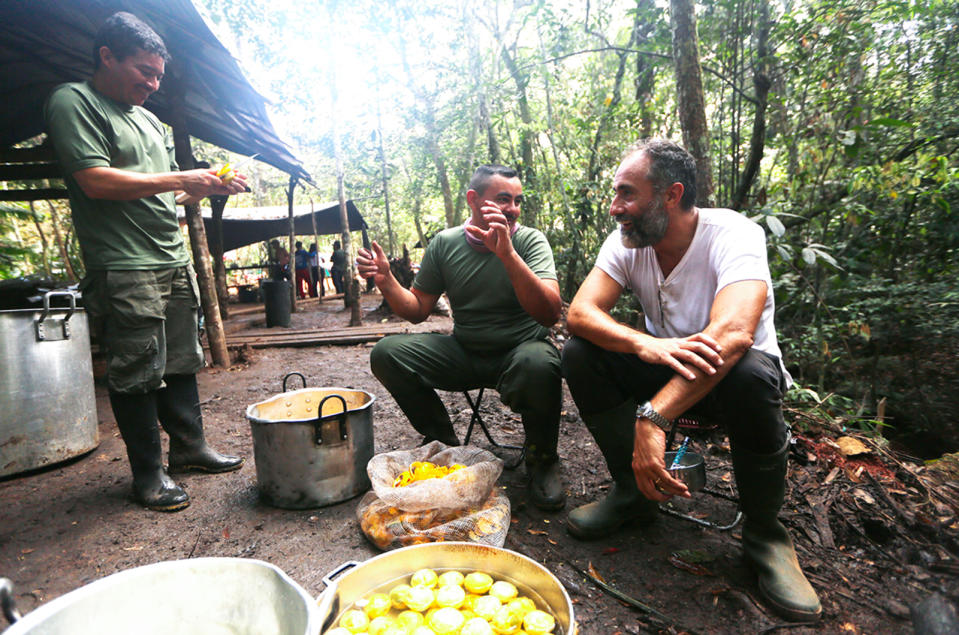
[1,294,950,633]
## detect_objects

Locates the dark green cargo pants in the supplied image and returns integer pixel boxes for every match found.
[370,333,562,463]
[80,265,205,394]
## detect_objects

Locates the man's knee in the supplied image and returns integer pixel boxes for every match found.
[369,334,406,379]
[561,336,608,390]
[511,341,561,383]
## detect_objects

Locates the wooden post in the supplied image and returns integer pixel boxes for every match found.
[287,176,298,312]
[208,194,230,321]
[168,78,230,367]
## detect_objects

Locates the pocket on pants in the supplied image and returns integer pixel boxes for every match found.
[108,332,163,393]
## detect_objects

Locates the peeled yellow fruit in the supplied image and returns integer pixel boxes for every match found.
[438,570,465,587]
[405,585,435,612]
[428,607,466,634]
[411,627,438,635]
[507,597,537,616]
[472,595,502,620]
[389,583,412,609]
[490,605,523,634]
[522,609,556,634]
[396,610,425,630]
[461,617,496,635]
[339,608,370,632]
[367,614,396,635]
[410,568,439,588]
[464,571,494,594]
[435,584,466,609]
[488,581,518,603]
[364,593,393,619]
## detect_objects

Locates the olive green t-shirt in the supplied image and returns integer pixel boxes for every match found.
[413,225,557,352]
[44,81,189,270]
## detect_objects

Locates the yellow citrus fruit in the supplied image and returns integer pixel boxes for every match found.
[522,609,556,634]
[435,584,467,609]
[488,581,519,603]
[405,585,435,612]
[364,593,392,619]
[389,583,412,609]
[367,614,396,635]
[427,607,466,634]
[438,570,465,587]
[461,617,496,635]
[339,608,370,632]
[411,568,439,588]
[464,571,494,594]
[507,597,537,617]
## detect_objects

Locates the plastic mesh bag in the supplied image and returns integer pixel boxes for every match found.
[357,489,511,550]
[367,441,503,513]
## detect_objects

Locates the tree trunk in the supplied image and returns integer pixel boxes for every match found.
[44,199,76,281]
[670,0,714,205]
[499,42,539,227]
[732,0,771,211]
[375,99,396,257]
[168,81,229,368]
[28,201,51,277]
[286,176,297,313]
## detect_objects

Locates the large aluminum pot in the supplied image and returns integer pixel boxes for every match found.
[0,558,319,635]
[0,291,98,477]
[315,542,577,634]
[246,373,375,509]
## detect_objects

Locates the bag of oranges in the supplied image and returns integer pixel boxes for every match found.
[357,441,509,550]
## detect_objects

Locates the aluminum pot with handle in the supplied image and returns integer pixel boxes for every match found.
[0,559,320,635]
[315,542,578,634]
[0,290,98,477]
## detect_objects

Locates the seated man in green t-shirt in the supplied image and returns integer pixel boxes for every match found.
[357,165,566,510]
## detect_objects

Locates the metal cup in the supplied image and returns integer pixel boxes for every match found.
[664,450,706,492]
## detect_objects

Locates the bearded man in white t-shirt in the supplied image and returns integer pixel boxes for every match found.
[562,139,821,623]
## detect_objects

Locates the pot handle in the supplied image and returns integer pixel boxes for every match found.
[1,577,22,625]
[282,372,307,392]
[313,561,358,633]
[35,290,78,342]
[314,394,349,446]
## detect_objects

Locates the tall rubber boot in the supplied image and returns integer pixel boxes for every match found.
[158,374,244,474]
[567,399,658,538]
[732,437,822,622]
[109,391,190,512]
[524,415,565,511]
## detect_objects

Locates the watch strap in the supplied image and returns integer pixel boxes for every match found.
[638,401,672,430]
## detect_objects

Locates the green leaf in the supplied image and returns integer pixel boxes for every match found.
[802,247,817,265]
[766,215,786,237]
[867,117,911,127]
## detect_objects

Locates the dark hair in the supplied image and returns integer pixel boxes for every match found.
[469,165,519,196]
[295,241,303,249]
[626,139,698,209]
[333,240,341,249]
[93,12,170,70]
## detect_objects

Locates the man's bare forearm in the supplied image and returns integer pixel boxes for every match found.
[500,250,562,326]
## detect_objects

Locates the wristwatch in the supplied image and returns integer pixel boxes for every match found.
[637,401,672,431]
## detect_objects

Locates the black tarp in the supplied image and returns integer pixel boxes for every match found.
[201,201,368,253]
[0,0,309,181]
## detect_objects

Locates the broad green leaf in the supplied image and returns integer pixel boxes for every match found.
[766,215,786,237]
[802,247,817,265]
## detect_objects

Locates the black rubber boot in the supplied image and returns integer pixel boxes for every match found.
[732,436,822,622]
[109,391,190,512]
[526,454,566,511]
[567,399,658,538]
[158,374,244,474]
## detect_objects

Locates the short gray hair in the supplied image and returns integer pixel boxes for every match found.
[625,139,697,209]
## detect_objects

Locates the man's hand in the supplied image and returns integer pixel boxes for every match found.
[634,332,724,381]
[631,419,690,502]
[464,200,516,259]
[356,241,390,283]
[180,168,248,198]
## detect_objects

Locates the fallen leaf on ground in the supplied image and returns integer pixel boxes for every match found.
[837,436,871,456]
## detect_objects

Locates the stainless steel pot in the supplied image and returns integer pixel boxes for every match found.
[0,558,319,635]
[0,290,98,477]
[315,542,577,634]
[246,373,375,509]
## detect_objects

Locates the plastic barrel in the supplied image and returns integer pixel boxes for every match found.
[261,280,291,327]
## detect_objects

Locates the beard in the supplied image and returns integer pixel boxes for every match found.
[619,194,669,248]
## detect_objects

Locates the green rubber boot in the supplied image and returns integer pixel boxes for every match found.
[732,437,822,622]
[567,399,658,539]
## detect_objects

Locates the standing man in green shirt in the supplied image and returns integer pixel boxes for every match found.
[356,165,566,510]
[44,12,247,512]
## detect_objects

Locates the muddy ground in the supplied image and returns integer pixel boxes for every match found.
[1,293,955,634]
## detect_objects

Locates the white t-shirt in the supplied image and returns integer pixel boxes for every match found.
[595,207,791,385]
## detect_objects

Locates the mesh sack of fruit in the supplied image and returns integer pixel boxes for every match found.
[356,488,511,551]
[367,441,503,513]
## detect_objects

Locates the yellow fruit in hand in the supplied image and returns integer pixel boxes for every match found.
[464,571,494,594]
[411,568,439,588]
[522,609,556,634]
[428,607,466,634]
